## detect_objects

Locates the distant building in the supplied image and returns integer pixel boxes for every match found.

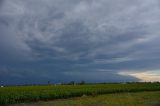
[1,86,4,88]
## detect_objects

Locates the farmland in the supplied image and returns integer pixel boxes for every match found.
[0,83,160,106]
[13,91,160,106]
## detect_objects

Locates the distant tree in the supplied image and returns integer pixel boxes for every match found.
[48,81,50,85]
[69,81,75,85]
[80,80,85,85]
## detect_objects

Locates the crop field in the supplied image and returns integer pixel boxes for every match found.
[0,83,160,106]
[13,91,160,106]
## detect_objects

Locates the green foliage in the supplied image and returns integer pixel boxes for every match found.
[14,91,160,106]
[0,83,160,106]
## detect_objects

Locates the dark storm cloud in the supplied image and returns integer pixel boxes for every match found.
[0,0,4,7]
[0,0,160,84]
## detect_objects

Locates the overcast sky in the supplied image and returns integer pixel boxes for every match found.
[0,0,160,85]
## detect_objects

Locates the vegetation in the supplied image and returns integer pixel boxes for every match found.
[13,91,160,106]
[0,83,160,106]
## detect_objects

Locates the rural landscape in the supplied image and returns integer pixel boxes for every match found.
[0,83,160,106]
[1,0,160,106]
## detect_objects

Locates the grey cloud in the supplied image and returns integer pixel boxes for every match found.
[0,0,160,84]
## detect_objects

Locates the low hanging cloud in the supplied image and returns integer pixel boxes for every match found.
[0,0,160,84]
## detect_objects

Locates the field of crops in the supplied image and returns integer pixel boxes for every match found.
[13,91,160,106]
[0,83,160,106]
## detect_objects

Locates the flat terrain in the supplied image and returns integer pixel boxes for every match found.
[1,83,160,106]
[13,91,160,106]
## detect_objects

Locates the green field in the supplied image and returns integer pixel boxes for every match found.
[0,83,160,106]
[13,91,160,106]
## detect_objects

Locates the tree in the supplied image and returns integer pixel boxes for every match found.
[80,80,85,85]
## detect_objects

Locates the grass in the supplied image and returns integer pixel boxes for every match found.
[0,83,160,106]
[12,91,160,106]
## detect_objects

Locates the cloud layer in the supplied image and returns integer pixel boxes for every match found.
[0,0,160,85]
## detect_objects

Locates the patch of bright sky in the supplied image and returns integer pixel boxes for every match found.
[119,70,160,82]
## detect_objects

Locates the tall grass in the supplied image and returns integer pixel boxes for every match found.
[0,83,160,106]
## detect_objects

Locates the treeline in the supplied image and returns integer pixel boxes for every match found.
[1,81,160,87]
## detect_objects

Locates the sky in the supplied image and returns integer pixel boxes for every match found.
[0,0,160,85]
